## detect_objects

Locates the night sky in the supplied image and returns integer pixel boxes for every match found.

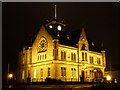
[2,2,120,83]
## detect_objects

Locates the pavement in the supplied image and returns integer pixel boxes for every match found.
[2,83,120,90]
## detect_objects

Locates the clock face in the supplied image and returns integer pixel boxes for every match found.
[49,25,52,28]
[38,37,48,53]
[57,25,62,31]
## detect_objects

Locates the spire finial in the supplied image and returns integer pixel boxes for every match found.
[54,5,57,19]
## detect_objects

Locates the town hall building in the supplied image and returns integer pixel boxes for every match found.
[17,17,106,83]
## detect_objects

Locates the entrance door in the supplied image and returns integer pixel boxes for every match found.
[81,70,84,82]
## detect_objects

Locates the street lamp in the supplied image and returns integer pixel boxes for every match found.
[8,73,13,79]
[106,75,111,81]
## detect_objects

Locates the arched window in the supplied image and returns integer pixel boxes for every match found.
[82,52,84,61]
[64,51,66,60]
[71,53,73,60]
[97,58,101,64]
[48,67,50,77]
[85,53,87,60]
[38,56,39,60]
[74,53,76,61]
[61,51,63,59]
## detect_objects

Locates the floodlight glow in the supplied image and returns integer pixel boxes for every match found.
[8,74,13,79]
[106,75,111,80]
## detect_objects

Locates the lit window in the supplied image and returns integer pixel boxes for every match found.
[82,52,84,61]
[71,68,73,77]
[40,68,43,77]
[57,49,58,56]
[71,53,73,60]
[38,56,39,60]
[42,55,44,60]
[90,56,91,63]
[90,56,94,64]
[86,71,88,78]
[63,67,66,76]
[74,68,76,77]
[49,25,52,28]
[90,70,92,77]
[61,51,66,60]
[71,68,76,77]
[40,55,41,60]
[22,53,25,64]
[57,25,62,31]
[45,54,47,59]
[48,67,50,77]
[64,52,66,60]
[85,53,87,60]
[34,69,36,78]
[103,59,105,66]
[30,51,32,63]
[61,67,66,77]
[92,57,94,63]
[22,70,25,79]
[27,70,30,78]
[74,53,76,61]
[71,53,76,61]
[97,58,101,64]
[61,51,63,59]
[61,67,63,76]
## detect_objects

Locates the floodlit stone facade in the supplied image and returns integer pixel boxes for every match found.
[17,19,106,83]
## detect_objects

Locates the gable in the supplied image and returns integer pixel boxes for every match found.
[24,24,102,53]
[32,25,54,63]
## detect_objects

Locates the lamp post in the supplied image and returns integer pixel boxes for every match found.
[7,73,14,85]
[106,75,112,83]
[106,75,111,80]
[8,73,13,79]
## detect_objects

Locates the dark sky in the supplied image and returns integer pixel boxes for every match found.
[2,2,120,82]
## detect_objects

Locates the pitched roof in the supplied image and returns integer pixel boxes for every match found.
[24,22,102,52]
[45,26,102,52]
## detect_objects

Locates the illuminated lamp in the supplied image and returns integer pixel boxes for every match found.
[8,73,13,79]
[106,75,111,80]
[57,25,62,31]
[49,25,52,28]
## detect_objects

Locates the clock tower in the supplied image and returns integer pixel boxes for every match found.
[44,5,66,39]
[44,19,66,38]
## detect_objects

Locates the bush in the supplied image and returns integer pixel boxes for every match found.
[45,78,62,83]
